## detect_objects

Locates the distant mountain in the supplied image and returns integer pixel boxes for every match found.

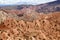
[15,2,36,5]
[0,2,36,6]
[34,1,60,13]
[0,0,60,13]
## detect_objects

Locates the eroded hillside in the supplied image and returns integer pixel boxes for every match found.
[0,10,60,40]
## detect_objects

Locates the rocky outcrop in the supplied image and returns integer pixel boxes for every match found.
[0,11,60,40]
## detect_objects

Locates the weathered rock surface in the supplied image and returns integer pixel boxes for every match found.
[0,10,60,40]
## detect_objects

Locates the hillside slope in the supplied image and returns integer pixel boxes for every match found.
[0,10,60,40]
